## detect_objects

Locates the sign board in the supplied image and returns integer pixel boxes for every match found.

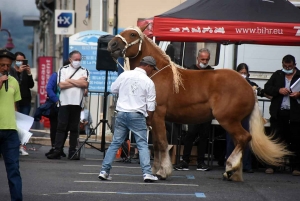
[55,10,75,35]
[38,57,53,104]
[69,30,118,92]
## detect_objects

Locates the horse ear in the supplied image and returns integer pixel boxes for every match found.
[139,23,150,32]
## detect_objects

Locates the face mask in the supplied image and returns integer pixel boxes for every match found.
[241,74,247,79]
[282,68,293,74]
[71,61,81,69]
[199,62,208,68]
[15,61,22,67]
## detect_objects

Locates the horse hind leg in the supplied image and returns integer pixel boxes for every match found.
[222,123,251,182]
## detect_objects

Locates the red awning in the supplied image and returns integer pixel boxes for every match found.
[152,0,300,46]
[153,17,300,46]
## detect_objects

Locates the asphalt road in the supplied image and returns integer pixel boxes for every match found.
[1,144,300,201]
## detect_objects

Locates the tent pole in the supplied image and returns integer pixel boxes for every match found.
[233,44,238,70]
[181,42,186,66]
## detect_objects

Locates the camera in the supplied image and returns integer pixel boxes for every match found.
[22,60,28,65]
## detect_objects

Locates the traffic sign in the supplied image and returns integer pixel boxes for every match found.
[55,10,75,35]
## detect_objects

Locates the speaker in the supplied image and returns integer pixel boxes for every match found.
[96,35,117,71]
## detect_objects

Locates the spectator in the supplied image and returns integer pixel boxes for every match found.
[264,54,300,176]
[47,50,89,160]
[98,56,158,182]
[0,49,23,200]
[9,51,34,156]
[44,60,70,157]
[174,48,213,171]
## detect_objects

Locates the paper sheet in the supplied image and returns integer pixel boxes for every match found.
[15,112,34,145]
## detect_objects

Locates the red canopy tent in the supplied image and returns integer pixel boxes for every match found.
[152,0,300,46]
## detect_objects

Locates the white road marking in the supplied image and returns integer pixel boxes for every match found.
[74,181,198,187]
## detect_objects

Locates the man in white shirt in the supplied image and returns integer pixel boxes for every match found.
[47,50,89,160]
[99,56,158,182]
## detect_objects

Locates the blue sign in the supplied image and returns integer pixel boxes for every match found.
[69,30,118,92]
[57,12,73,28]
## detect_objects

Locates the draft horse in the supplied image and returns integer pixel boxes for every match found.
[107,25,290,181]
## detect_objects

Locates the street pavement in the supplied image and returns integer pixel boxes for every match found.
[1,140,300,201]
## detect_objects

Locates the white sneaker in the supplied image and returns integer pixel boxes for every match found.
[98,171,112,181]
[143,174,158,182]
[19,147,29,156]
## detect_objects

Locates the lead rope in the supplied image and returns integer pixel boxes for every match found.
[150,64,171,78]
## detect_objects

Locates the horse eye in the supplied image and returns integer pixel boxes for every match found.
[130,33,135,37]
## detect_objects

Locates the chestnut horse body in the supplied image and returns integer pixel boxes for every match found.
[107,25,290,181]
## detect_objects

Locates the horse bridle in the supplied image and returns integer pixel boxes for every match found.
[115,27,144,59]
[114,27,172,77]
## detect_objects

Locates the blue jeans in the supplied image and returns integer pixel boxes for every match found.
[18,105,31,116]
[101,112,152,175]
[0,130,23,201]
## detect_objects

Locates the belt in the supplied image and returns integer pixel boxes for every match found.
[280,108,290,110]
[115,110,143,115]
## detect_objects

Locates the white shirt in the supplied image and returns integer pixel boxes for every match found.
[58,64,90,107]
[111,68,156,117]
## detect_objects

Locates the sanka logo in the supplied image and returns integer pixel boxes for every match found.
[294,26,300,36]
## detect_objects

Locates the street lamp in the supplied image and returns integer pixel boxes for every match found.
[0,28,15,51]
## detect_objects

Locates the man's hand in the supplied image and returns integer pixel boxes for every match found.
[290,91,300,99]
[279,88,291,96]
[25,65,31,75]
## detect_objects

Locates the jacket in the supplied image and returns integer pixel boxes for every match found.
[9,67,34,106]
[264,68,300,121]
[46,72,59,104]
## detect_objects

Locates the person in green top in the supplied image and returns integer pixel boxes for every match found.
[0,49,22,201]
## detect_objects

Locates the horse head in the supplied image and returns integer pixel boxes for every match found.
[107,24,149,60]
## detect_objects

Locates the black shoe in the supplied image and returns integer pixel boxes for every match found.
[68,150,80,160]
[174,160,189,171]
[61,150,66,157]
[45,148,55,157]
[197,162,210,171]
[47,149,61,159]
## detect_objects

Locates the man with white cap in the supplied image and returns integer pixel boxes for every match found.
[99,56,158,182]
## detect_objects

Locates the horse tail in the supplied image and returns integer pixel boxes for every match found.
[249,101,292,166]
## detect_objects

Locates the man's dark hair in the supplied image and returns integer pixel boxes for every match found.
[63,60,70,66]
[69,50,82,58]
[14,51,26,59]
[282,54,296,64]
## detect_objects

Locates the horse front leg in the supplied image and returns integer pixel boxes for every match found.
[152,119,173,180]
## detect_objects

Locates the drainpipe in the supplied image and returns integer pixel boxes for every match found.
[41,0,56,72]
[103,0,108,32]
[113,0,119,35]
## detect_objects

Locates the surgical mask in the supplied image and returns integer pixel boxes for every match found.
[282,68,293,74]
[199,62,208,68]
[15,61,22,67]
[71,61,81,69]
[241,74,247,79]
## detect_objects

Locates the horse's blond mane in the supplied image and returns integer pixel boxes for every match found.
[144,35,184,93]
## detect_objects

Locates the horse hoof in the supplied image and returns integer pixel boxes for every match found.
[155,174,166,180]
[223,171,234,181]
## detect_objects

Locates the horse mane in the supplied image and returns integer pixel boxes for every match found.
[143,35,184,93]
